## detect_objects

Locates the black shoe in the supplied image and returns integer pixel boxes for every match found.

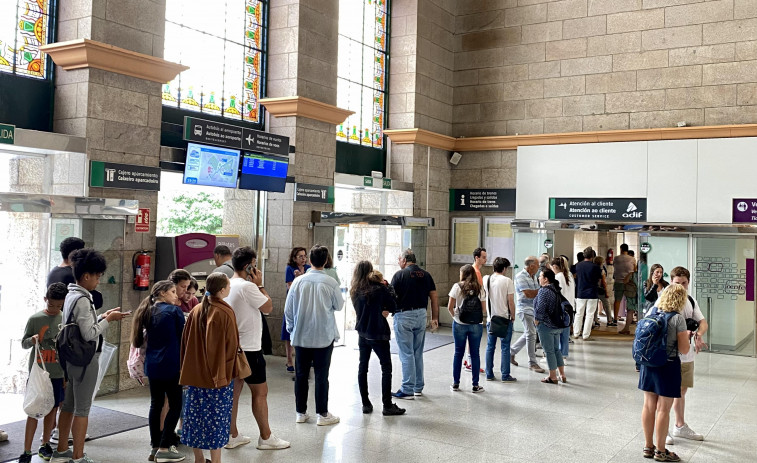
[18,452,32,463]
[382,403,406,416]
[38,442,53,461]
[362,404,373,414]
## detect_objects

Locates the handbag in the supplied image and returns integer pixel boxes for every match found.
[23,343,55,419]
[127,342,147,386]
[235,349,252,380]
[486,276,510,338]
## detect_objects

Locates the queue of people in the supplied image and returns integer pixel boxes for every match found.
[14,237,710,463]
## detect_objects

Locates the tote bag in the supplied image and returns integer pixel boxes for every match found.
[23,343,55,419]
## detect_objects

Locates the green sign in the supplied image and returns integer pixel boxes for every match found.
[363,176,373,187]
[382,178,392,189]
[0,123,15,144]
[640,242,652,253]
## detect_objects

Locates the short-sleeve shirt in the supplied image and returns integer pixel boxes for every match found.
[666,313,688,358]
[514,269,538,315]
[678,295,704,363]
[46,266,75,287]
[448,283,486,325]
[391,264,436,311]
[575,260,601,299]
[613,254,635,281]
[483,273,514,319]
[213,261,235,278]
[22,311,64,378]
[225,277,269,351]
[473,266,483,285]
[286,265,311,285]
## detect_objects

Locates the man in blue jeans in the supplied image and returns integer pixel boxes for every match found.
[390,249,439,399]
[484,257,517,382]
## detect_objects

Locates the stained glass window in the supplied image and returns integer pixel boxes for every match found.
[0,0,52,79]
[337,0,388,149]
[163,0,266,123]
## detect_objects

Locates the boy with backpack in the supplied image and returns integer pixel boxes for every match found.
[18,283,67,463]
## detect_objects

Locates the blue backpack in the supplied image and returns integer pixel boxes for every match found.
[632,308,676,367]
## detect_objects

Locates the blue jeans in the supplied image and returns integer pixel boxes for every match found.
[393,309,427,394]
[559,326,570,357]
[452,321,483,386]
[485,321,514,379]
[536,323,565,372]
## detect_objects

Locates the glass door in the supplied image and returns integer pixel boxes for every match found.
[693,236,756,356]
[512,230,550,332]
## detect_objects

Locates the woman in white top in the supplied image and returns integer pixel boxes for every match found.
[483,257,517,382]
[551,257,575,359]
[448,265,487,393]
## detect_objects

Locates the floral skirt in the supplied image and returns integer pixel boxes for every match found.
[181,382,233,450]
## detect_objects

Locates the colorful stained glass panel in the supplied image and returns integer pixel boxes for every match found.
[0,1,51,79]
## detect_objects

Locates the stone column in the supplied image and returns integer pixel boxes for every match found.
[264,0,340,354]
[52,0,167,391]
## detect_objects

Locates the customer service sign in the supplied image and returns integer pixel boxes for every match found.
[549,198,647,221]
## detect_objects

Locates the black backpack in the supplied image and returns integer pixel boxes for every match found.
[546,286,572,328]
[459,291,483,324]
[55,295,97,381]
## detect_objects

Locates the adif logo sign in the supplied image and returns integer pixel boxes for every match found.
[623,201,643,218]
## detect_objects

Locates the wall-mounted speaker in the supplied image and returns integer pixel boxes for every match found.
[449,151,462,165]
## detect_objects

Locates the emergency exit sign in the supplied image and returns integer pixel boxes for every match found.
[0,123,15,144]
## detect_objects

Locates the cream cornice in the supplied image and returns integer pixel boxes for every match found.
[383,128,456,150]
[259,96,354,125]
[41,39,188,84]
[384,124,757,151]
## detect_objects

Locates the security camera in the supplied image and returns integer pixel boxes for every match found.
[449,152,462,165]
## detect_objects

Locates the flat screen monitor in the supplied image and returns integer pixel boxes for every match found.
[183,143,240,188]
[238,152,289,193]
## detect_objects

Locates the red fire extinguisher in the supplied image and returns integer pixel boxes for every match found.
[607,248,614,265]
[132,250,152,291]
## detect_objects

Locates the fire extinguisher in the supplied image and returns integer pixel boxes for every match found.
[607,248,614,265]
[132,250,152,291]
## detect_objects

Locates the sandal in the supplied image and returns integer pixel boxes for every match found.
[541,377,558,384]
[643,445,656,458]
[560,375,567,383]
[654,449,680,462]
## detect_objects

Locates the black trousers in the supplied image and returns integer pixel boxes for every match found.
[148,374,182,449]
[294,343,333,415]
[358,337,392,407]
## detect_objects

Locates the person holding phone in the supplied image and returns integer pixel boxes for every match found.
[283,247,310,373]
[52,249,129,463]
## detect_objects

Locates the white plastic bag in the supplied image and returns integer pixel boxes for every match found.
[92,342,117,402]
[23,343,55,419]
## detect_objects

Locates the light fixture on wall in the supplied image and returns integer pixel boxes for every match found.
[449,151,462,165]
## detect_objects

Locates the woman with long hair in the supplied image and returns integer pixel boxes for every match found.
[644,264,669,308]
[448,264,486,393]
[169,269,193,314]
[282,247,310,372]
[131,280,185,462]
[350,261,405,416]
[180,273,245,463]
[550,257,574,360]
[639,284,690,462]
[533,269,567,384]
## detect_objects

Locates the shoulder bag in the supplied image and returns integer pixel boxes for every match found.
[487,276,510,338]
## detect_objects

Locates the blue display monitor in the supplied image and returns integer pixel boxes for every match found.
[238,152,289,193]
[183,143,240,188]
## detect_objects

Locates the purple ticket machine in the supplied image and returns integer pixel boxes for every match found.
[155,233,226,288]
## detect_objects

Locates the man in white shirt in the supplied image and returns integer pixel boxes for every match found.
[664,266,708,445]
[483,257,517,382]
[224,246,289,451]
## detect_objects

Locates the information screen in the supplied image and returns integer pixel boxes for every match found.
[238,152,289,192]
[183,143,240,188]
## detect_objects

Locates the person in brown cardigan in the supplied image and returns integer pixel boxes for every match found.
[179,272,244,463]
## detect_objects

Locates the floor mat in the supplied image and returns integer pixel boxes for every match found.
[0,406,147,462]
[389,332,454,354]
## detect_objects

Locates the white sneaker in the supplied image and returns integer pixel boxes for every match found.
[671,423,704,441]
[224,434,251,449]
[256,434,290,450]
[666,434,674,445]
[316,412,340,426]
[295,412,310,423]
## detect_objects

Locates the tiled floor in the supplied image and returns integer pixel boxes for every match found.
[8,327,757,462]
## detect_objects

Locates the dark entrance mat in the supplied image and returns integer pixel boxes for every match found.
[0,406,147,462]
[389,332,454,354]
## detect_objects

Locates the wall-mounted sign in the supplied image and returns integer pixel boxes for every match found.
[294,183,334,203]
[544,239,553,249]
[733,198,757,223]
[549,198,647,221]
[449,189,516,212]
[362,176,392,189]
[183,116,289,156]
[90,161,161,191]
[135,208,150,233]
[0,123,15,144]
[640,242,652,253]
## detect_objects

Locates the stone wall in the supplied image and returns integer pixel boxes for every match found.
[454,0,757,136]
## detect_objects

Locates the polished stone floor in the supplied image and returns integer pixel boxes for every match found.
[6,327,757,462]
